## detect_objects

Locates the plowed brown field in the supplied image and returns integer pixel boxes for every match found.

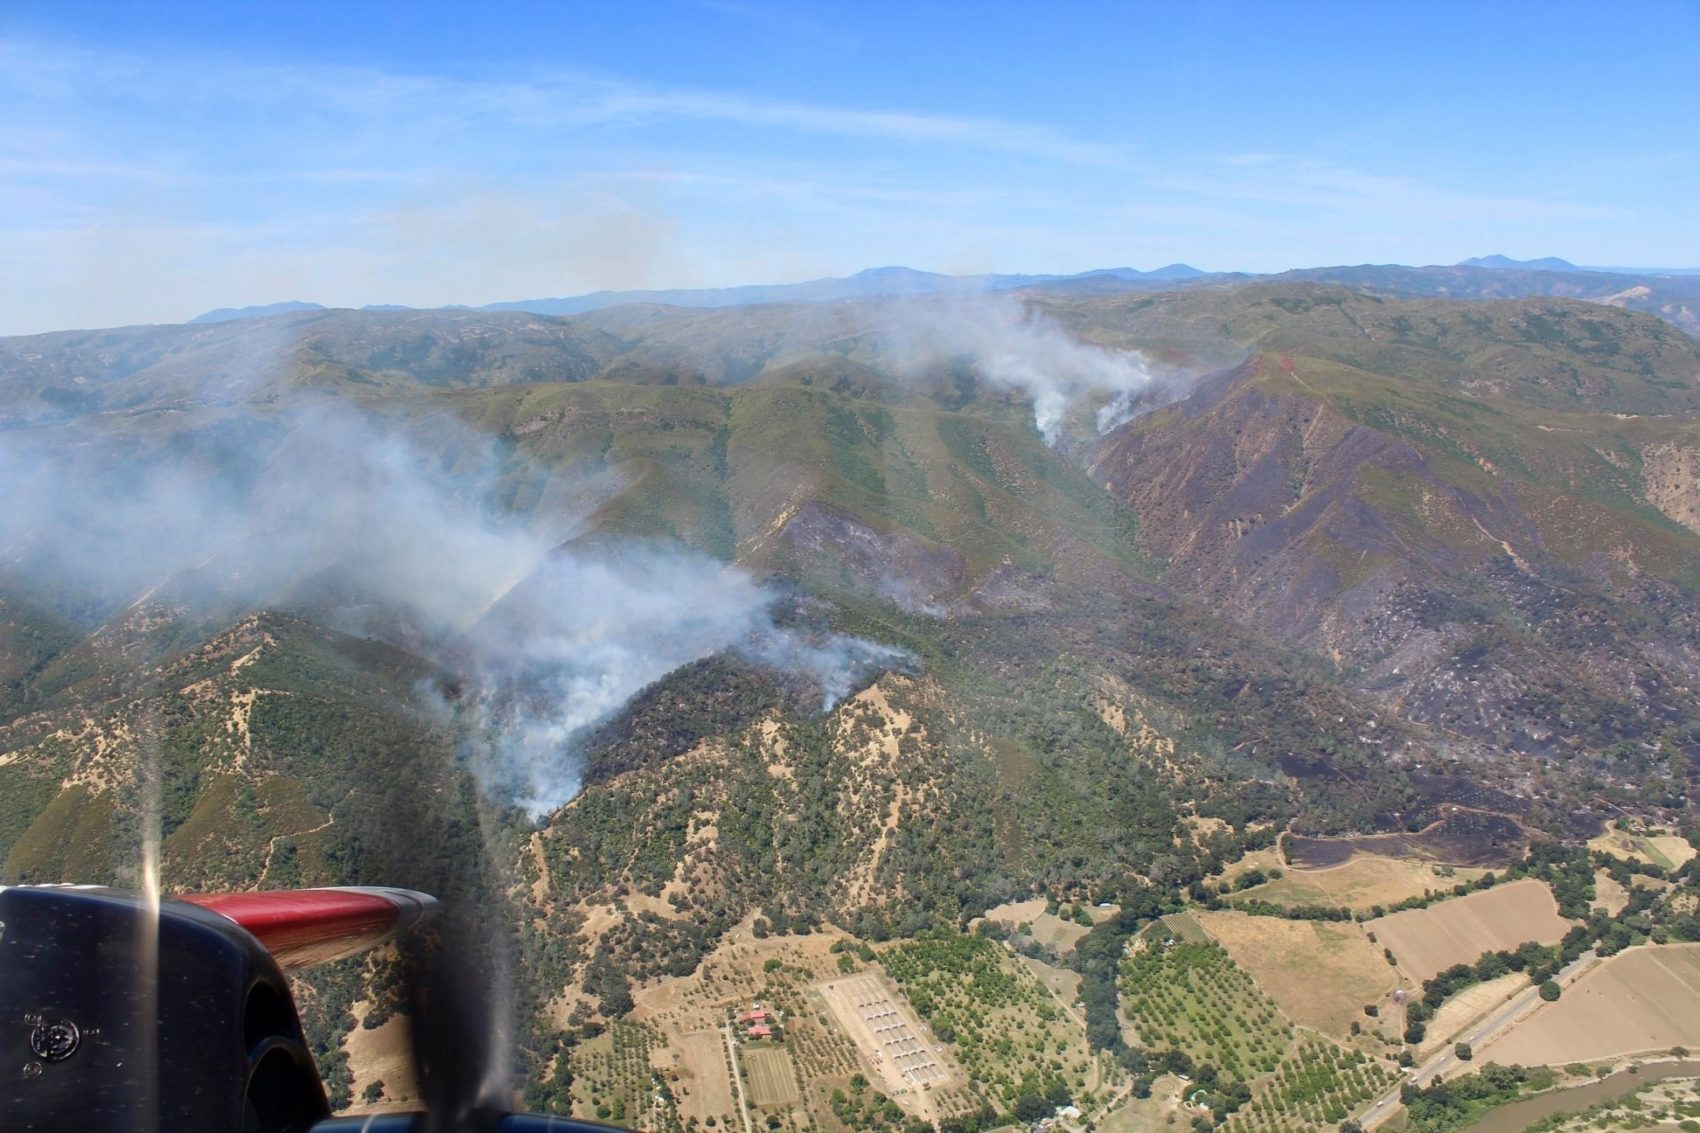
[1366,879,1572,984]
[1481,945,1700,1065]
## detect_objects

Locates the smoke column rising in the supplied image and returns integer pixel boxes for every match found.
[457,545,904,818]
[880,294,1160,442]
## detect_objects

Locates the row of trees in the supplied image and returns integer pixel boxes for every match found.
[1070,889,1172,1056]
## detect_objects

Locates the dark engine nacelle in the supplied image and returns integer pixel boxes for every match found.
[1,884,329,1133]
[1,884,626,1133]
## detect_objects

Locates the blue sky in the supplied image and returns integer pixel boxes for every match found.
[2,0,1696,335]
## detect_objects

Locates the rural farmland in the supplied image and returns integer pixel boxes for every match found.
[742,1045,802,1108]
[1480,944,1700,1066]
[818,970,954,1113]
[1367,879,1573,984]
[1194,909,1400,1040]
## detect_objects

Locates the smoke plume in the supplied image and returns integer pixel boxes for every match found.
[880,294,1160,443]
[0,402,903,820]
[457,545,903,818]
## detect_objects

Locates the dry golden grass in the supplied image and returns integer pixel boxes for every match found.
[1195,909,1401,1040]
[670,1030,737,1123]
[1219,847,1286,888]
[1589,829,1698,871]
[1243,853,1486,912]
[985,897,1047,922]
[1017,954,1083,1006]
[340,999,417,1115]
[984,898,1093,954]
[1648,834,1698,869]
[1593,870,1631,916]
[1417,971,1527,1056]
[1306,856,1487,909]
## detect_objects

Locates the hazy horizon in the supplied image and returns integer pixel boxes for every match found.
[2,0,1696,336]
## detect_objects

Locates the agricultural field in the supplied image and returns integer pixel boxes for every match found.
[1481,944,1700,1066]
[1194,909,1402,1041]
[1119,922,1291,1080]
[1161,910,1212,944]
[1222,1037,1401,1133]
[570,1020,670,1128]
[627,925,869,1133]
[817,971,953,1108]
[616,921,1112,1133]
[1239,854,1486,913]
[984,897,1101,956]
[1589,827,1698,871]
[1367,878,1573,984]
[880,930,1105,1112]
[742,1045,803,1108]
[1120,924,1404,1132]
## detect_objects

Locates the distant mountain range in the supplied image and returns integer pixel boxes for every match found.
[186,257,1700,329]
[189,300,331,323]
[180,258,1700,341]
[1460,254,1700,276]
[1458,255,1584,272]
[187,264,1208,324]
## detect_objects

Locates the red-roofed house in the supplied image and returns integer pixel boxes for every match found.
[747,1024,773,1039]
[740,1008,770,1023]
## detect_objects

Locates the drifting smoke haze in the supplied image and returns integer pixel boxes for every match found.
[0,401,903,820]
[878,294,1162,442]
[0,291,1161,817]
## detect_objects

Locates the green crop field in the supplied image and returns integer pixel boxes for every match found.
[742,1045,802,1108]
[571,1020,674,1129]
[1120,929,1290,1080]
[1224,1037,1400,1133]
[880,931,1104,1110]
[1160,911,1212,944]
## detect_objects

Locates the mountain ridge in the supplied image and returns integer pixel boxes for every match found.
[1461,253,1700,276]
[185,264,1211,325]
[171,259,1700,337]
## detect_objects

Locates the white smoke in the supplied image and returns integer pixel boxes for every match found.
[880,295,1159,443]
[449,543,908,820]
[0,403,904,821]
[458,547,903,819]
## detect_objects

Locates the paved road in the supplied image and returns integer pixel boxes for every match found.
[1358,951,1599,1130]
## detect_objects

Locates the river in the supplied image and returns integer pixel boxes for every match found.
[1461,1060,1700,1133]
